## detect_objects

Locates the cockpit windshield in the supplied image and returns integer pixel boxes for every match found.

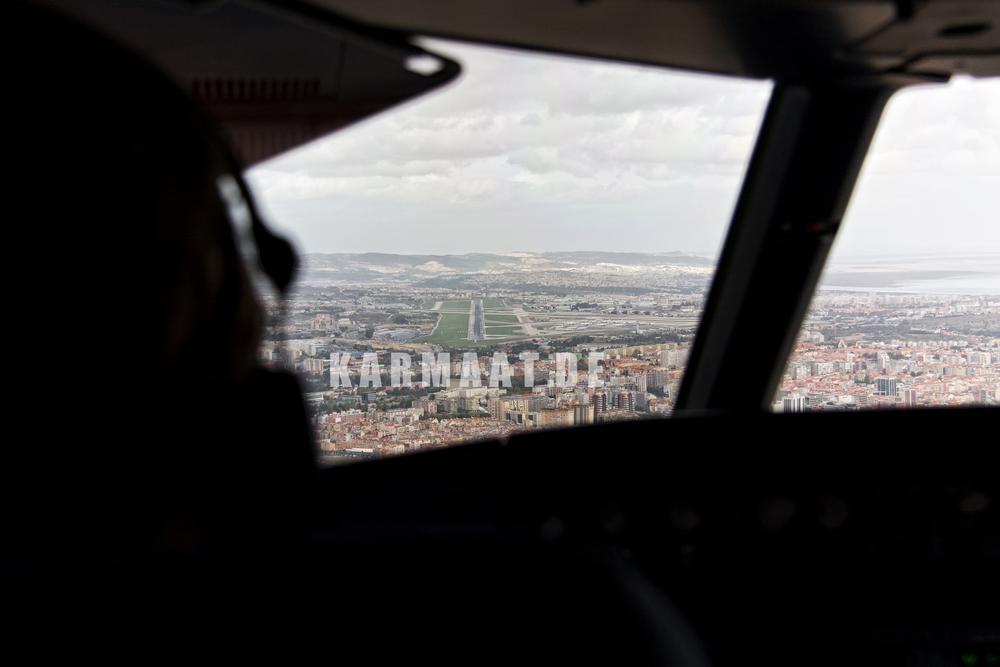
[245,39,772,463]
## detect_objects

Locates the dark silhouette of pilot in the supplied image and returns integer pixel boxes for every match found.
[7,2,315,555]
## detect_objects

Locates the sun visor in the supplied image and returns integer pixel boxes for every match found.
[38,0,461,166]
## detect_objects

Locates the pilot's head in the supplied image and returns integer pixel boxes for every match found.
[8,2,286,548]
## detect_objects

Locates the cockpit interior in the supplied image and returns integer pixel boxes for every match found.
[4,0,998,663]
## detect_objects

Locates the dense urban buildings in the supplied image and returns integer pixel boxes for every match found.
[258,252,999,464]
[776,291,1000,412]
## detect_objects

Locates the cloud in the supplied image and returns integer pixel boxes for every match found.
[831,75,1000,257]
[246,39,772,255]
[247,39,1000,260]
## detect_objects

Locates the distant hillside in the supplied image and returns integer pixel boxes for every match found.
[539,251,713,267]
[299,251,714,282]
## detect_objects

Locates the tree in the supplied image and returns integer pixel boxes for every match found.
[364,326,375,339]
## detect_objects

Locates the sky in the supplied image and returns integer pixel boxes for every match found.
[832,74,1000,259]
[246,38,999,259]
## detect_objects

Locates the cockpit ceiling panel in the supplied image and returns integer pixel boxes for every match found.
[307,0,1000,79]
[34,0,460,165]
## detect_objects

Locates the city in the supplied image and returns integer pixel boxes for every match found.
[776,290,1000,412]
[257,251,1000,464]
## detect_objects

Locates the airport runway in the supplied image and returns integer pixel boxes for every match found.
[468,299,485,341]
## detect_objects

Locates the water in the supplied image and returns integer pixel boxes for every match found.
[819,252,1000,296]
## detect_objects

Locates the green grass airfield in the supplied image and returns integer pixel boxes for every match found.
[415,299,530,347]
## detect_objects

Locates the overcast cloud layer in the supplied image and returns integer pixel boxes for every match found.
[834,75,1000,258]
[246,39,999,259]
